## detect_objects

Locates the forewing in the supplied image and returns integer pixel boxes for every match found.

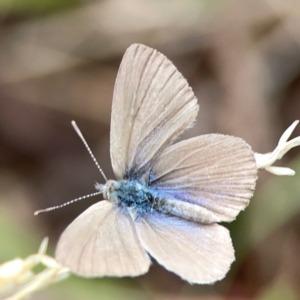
[150,134,257,222]
[56,201,150,277]
[110,44,199,180]
[135,212,234,284]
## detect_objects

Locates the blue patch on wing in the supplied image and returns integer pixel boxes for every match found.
[149,185,204,204]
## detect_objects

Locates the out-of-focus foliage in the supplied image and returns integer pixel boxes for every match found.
[0,0,79,16]
[257,283,297,300]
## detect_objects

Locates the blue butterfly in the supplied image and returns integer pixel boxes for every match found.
[55,44,257,284]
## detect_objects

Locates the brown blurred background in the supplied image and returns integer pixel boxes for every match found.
[1,0,300,299]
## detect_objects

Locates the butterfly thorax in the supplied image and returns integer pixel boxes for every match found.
[103,180,155,213]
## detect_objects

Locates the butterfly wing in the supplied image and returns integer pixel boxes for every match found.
[135,212,234,284]
[110,44,199,180]
[149,134,257,222]
[55,201,150,277]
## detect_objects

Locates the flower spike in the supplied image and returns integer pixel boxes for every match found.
[255,120,300,176]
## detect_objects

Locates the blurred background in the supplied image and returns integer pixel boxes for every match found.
[1,0,300,299]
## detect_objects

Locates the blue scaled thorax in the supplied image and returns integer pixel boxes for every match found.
[100,179,157,213]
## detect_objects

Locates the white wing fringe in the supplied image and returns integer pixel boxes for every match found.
[255,120,300,176]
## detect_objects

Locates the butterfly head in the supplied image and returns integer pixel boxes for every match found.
[95,180,114,200]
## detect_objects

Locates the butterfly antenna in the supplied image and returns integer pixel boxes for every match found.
[71,120,107,182]
[34,191,103,215]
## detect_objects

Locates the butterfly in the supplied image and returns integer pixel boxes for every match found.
[55,44,258,284]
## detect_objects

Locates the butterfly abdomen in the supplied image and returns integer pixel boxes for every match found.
[105,180,220,223]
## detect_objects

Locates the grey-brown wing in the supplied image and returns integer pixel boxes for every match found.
[149,134,257,222]
[135,212,234,284]
[110,44,198,180]
[56,201,150,277]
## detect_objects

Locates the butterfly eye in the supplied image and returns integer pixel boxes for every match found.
[103,186,110,200]
[102,180,117,201]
